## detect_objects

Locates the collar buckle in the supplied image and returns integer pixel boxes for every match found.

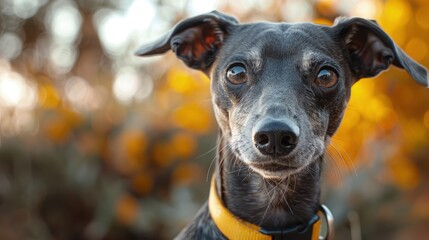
[259,214,319,240]
[318,204,335,240]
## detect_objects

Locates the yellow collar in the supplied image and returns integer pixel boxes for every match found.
[208,175,334,240]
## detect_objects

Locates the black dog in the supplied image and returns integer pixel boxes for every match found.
[136,11,428,240]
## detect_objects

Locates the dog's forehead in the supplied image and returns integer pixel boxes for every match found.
[223,22,335,60]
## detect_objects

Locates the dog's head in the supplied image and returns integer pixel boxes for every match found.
[136,11,428,179]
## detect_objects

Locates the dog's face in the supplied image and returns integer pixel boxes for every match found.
[136,11,428,179]
[210,22,354,178]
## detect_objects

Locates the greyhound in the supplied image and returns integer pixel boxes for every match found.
[136,11,428,240]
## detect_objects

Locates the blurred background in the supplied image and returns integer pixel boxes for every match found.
[0,0,428,239]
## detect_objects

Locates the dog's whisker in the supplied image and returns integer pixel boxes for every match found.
[259,180,273,226]
[280,182,294,215]
[241,168,253,183]
[195,145,218,161]
[330,140,356,175]
[328,141,354,182]
[206,135,226,182]
[196,98,214,107]
[206,155,217,182]
[324,152,344,185]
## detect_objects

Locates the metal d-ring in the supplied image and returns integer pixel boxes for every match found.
[319,204,335,240]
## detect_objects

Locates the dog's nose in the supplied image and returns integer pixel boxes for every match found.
[253,119,299,157]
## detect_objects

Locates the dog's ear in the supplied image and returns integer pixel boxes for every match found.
[135,11,238,72]
[333,17,428,87]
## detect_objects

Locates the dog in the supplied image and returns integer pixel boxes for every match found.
[136,11,428,240]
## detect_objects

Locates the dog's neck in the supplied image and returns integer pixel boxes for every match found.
[215,134,322,229]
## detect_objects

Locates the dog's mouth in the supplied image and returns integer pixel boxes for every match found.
[248,162,301,179]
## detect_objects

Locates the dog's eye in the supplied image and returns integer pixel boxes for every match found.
[315,68,338,88]
[226,64,247,84]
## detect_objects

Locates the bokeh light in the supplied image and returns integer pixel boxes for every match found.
[0,32,23,60]
[113,67,151,104]
[46,0,82,44]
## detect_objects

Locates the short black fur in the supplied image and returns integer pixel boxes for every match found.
[135,11,428,239]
